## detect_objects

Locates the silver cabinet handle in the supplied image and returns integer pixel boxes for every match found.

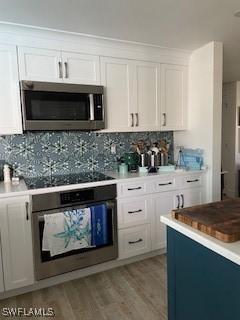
[128,209,143,214]
[135,113,139,127]
[162,113,167,126]
[129,238,143,245]
[58,61,63,78]
[25,202,29,221]
[159,182,172,186]
[180,194,184,208]
[130,113,134,127]
[89,94,95,121]
[64,62,68,78]
[176,195,180,209]
[187,179,199,183]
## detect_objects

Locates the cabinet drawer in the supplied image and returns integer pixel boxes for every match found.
[117,180,149,198]
[118,196,151,228]
[153,176,176,192]
[118,224,151,259]
[182,174,202,188]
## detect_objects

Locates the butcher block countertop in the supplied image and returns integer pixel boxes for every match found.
[161,198,240,266]
[173,198,240,243]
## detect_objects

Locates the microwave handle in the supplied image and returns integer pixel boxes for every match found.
[89,94,95,121]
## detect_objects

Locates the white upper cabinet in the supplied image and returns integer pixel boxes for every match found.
[62,51,100,84]
[101,57,135,131]
[18,47,62,82]
[0,196,34,291]
[161,64,188,131]
[18,47,100,85]
[101,57,161,132]
[134,61,160,130]
[0,44,22,135]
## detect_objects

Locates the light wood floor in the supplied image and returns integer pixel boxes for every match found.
[0,255,167,320]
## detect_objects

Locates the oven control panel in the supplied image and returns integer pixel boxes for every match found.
[60,189,94,205]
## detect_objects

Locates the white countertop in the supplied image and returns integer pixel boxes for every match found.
[161,214,240,266]
[107,168,204,182]
[0,169,205,199]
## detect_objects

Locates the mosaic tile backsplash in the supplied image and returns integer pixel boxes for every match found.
[0,131,173,178]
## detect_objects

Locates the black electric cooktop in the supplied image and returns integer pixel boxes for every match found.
[24,172,115,190]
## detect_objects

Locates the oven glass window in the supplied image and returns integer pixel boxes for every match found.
[24,91,90,121]
[39,206,114,262]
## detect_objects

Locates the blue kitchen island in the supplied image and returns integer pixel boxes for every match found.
[162,215,240,320]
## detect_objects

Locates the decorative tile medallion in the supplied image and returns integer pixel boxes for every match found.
[0,131,173,177]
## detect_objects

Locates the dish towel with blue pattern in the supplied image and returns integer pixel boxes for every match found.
[91,204,109,247]
[42,208,92,257]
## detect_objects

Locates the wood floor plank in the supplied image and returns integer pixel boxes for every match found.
[0,255,167,320]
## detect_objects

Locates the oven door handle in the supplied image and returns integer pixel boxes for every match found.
[37,202,117,235]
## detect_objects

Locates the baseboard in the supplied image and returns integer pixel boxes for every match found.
[0,249,165,300]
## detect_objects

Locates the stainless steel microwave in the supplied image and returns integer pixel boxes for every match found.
[20,81,105,131]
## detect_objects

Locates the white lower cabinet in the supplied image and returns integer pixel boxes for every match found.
[0,196,34,291]
[0,239,4,293]
[118,224,151,259]
[151,191,175,250]
[117,174,205,260]
[181,187,202,208]
[118,196,151,229]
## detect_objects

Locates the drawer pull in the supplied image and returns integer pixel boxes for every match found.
[187,179,199,183]
[180,194,184,209]
[176,195,180,209]
[158,182,172,186]
[128,209,143,214]
[127,187,142,191]
[128,238,143,245]
[25,202,29,221]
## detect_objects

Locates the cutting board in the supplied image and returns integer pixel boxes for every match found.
[172,198,240,243]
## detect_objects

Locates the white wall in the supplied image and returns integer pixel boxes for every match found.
[222,82,236,197]
[174,41,223,202]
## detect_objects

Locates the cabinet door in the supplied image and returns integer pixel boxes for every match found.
[100,57,135,131]
[62,52,100,85]
[18,47,62,82]
[0,44,22,135]
[118,196,151,229]
[151,191,175,250]
[118,224,151,259]
[135,61,160,130]
[0,197,34,290]
[0,238,4,293]
[181,187,202,208]
[161,64,188,130]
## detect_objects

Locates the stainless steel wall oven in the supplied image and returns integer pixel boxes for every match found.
[32,184,117,280]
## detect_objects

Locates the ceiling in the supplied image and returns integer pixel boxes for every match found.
[0,0,240,82]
